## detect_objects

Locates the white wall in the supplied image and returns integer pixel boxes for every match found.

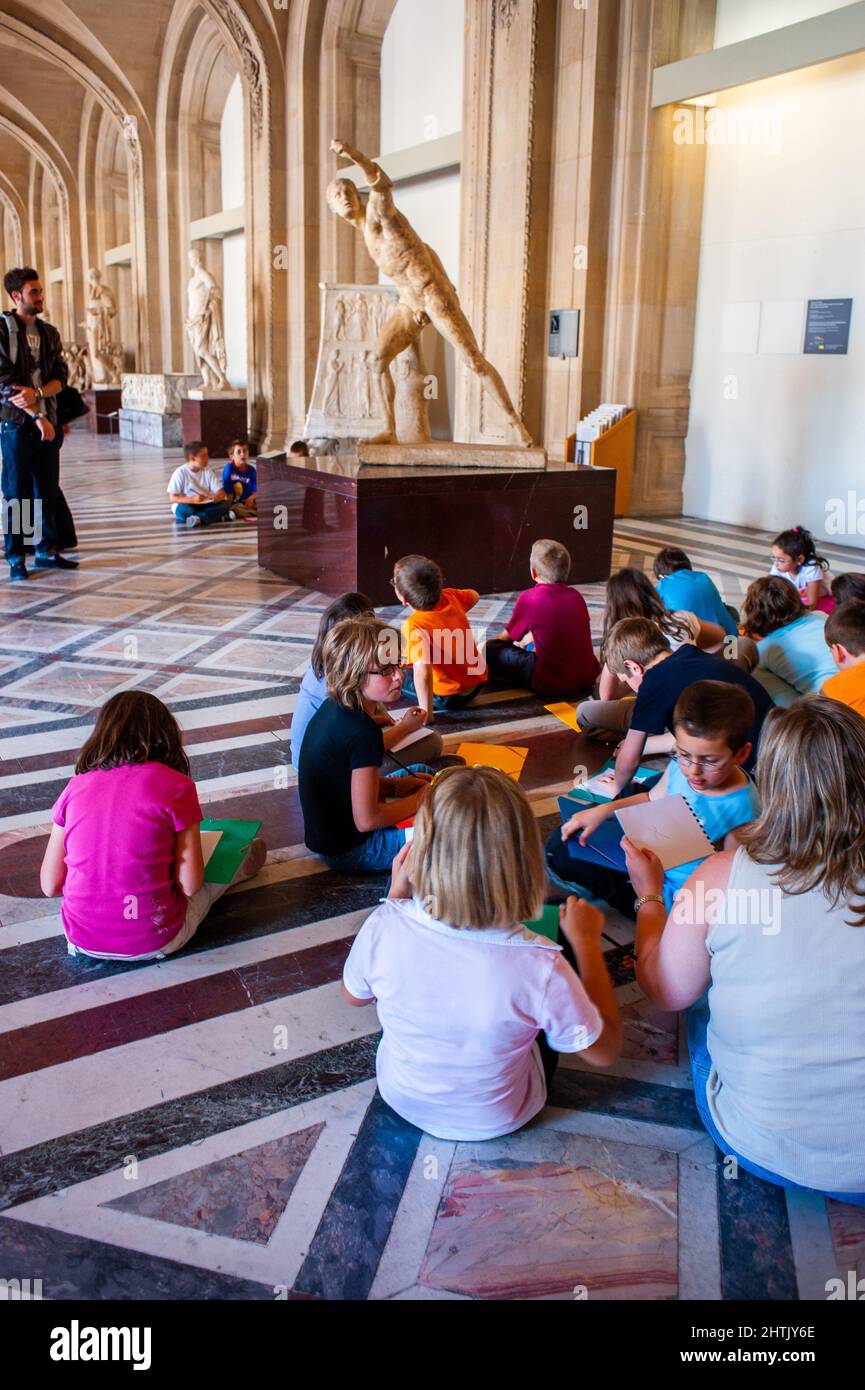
[219,76,247,390]
[380,0,464,151]
[379,0,464,437]
[682,51,865,542]
[715,0,863,47]
[220,76,245,209]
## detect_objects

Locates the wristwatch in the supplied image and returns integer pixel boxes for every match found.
[35,387,44,403]
[634,893,665,912]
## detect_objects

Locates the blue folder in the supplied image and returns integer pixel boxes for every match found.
[557,794,628,872]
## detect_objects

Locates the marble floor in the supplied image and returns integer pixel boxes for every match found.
[1,431,864,1302]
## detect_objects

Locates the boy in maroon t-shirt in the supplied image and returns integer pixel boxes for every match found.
[485,539,599,696]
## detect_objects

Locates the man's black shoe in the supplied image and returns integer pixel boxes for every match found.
[33,552,79,570]
[9,562,29,582]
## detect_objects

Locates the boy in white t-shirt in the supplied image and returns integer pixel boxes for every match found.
[167,440,234,528]
[341,765,621,1141]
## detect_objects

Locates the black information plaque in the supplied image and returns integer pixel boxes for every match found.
[804,298,853,354]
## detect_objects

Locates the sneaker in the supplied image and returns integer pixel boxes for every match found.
[9,561,28,582]
[185,514,203,528]
[228,510,237,521]
[33,552,78,570]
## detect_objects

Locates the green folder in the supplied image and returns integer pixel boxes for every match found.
[200,817,262,884]
[523,903,560,943]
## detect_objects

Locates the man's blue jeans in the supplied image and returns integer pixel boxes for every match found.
[687,994,865,1205]
[1,420,59,563]
[321,765,432,873]
[174,501,231,525]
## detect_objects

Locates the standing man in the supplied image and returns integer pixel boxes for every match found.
[0,267,75,580]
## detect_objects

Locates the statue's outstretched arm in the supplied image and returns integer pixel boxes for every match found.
[330,139,391,191]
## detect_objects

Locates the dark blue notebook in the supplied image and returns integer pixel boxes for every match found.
[557,795,627,872]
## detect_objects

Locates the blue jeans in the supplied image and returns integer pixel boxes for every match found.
[321,765,432,873]
[687,995,865,1205]
[174,501,231,525]
[1,419,59,562]
[401,667,484,711]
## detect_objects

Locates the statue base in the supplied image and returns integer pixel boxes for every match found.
[181,394,248,456]
[356,441,546,470]
[186,389,248,401]
[256,450,614,604]
[84,387,122,434]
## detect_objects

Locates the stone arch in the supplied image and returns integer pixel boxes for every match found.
[0,183,24,266]
[0,113,75,338]
[157,0,284,446]
[0,15,158,367]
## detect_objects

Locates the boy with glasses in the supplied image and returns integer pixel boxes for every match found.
[546,681,761,918]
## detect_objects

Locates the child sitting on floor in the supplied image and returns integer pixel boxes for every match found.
[221,439,257,521]
[577,568,746,746]
[485,538,599,695]
[299,616,432,872]
[770,524,834,613]
[167,440,233,527]
[290,590,442,769]
[40,691,266,960]
[393,554,487,722]
[823,600,865,718]
[546,681,761,918]
[652,547,738,636]
[341,766,621,1140]
[831,572,865,606]
[739,576,836,703]
[593,617,773,797]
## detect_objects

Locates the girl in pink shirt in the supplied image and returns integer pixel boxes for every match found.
[341,766,621,1141]
[41,691,265,960]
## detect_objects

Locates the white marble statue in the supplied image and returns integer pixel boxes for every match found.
[81,268,118,386]
[184,248,230,391]
[328,138,532,446]
[65,343,92,393]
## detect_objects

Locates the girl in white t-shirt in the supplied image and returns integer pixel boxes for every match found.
[341,766,621,1141]
[770,525,834,614]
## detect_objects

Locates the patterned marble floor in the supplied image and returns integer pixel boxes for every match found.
[1,431,864,1302]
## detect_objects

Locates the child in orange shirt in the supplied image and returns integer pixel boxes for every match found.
[823,601,865,718]
[393,554,487,722]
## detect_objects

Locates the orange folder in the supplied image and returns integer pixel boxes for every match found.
[545,702,581,732]
[456,742,529,782]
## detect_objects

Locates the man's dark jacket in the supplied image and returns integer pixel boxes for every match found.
[0,314,68,427]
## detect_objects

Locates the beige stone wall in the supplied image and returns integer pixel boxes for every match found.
[0,0,714,508]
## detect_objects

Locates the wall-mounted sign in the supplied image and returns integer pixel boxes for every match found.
[549,309,580,358]
[804,298,853,355]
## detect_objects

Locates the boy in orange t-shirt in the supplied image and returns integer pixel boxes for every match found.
[393,554,487,722]
[822,600,865,718]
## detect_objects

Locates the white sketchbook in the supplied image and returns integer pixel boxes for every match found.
[389,709,431,753]
[614,795,714,870]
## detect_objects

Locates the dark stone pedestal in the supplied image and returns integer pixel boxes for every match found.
[180,396,248,456]
[255,451,616,603]
[85,388,122,434]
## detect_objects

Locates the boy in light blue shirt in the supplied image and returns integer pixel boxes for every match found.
[653,547,737,637]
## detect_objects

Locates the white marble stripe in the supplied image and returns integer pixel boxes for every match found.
[0,907,371,1033]
[0,693,297,760]
[0,977,381,1154]
[784,1190,840,1300]
[617,516,865,565]
[0,730,284,788]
